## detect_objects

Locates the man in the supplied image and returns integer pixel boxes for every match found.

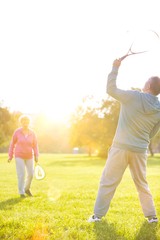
[88,59,160,223]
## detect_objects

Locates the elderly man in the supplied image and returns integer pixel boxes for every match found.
[88,59,160,223]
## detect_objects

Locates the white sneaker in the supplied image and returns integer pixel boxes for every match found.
[88,215,101,223]
[148,217,158,223]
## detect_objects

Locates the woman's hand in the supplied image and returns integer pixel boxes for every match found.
[34,157,38,163]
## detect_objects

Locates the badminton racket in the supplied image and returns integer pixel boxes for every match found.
[34,163,46,180]
[120,30,159,61]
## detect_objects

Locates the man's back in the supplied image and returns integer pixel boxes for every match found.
[107,65,160,152]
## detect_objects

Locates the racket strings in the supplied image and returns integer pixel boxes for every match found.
[120,30,159,60]
[131,32,159,53]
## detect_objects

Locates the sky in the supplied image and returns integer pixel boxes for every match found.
[0,0,160,122]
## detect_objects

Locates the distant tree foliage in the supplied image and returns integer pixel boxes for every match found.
[98,97,120,157]
[69,96,120,157]
[149,131,160,156]
[33,115,72,153]
[0,104,21,151]
[0,97,160,156]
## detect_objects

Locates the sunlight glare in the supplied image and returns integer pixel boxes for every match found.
[48,187,61,202]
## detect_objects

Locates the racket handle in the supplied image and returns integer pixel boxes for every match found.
[120,55,128,61]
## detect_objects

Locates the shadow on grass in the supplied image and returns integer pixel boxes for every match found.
[135,221,158,240]
[94,220,127,240]
[0,197,23,210]
[147,156,160,166]
[42,154,160,168]
[46,158,106,167]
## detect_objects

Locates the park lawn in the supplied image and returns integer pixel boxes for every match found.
[0,153,159,240]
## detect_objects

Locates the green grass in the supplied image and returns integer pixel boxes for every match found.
[0,153,160,240]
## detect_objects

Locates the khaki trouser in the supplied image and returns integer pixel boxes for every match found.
[94,147,156,218]
[15,158,34,195]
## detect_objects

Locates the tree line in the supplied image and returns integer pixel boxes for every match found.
[0,96,159,157]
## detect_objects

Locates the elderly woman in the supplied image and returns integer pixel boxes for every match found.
[8,115,39,198]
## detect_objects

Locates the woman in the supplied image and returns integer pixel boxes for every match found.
[8,114,39,198]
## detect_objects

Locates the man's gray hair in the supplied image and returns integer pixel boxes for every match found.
[149,76,160,95]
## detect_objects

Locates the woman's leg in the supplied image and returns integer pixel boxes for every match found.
[25,158,34,191]
[15,158,25,195]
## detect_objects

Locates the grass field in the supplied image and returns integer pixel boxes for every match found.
[0,153,159,240]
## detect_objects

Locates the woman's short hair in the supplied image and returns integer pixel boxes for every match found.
[19,114,31,124]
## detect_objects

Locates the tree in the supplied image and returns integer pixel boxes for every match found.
[149,131,160,156]
[33,114,72,153]
[0,104,21,151]
[69,96,120,157]
[96,97,120,157]
[69,104,100,156]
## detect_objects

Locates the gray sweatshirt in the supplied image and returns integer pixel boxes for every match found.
[107,66,160,153]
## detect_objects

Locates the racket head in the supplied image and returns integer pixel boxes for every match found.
[131,30,159,53]
[34,164,46,180]
[120,29,159,61]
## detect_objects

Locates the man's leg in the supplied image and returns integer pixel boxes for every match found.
[129,152,156,218]
[94,147,128,218]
